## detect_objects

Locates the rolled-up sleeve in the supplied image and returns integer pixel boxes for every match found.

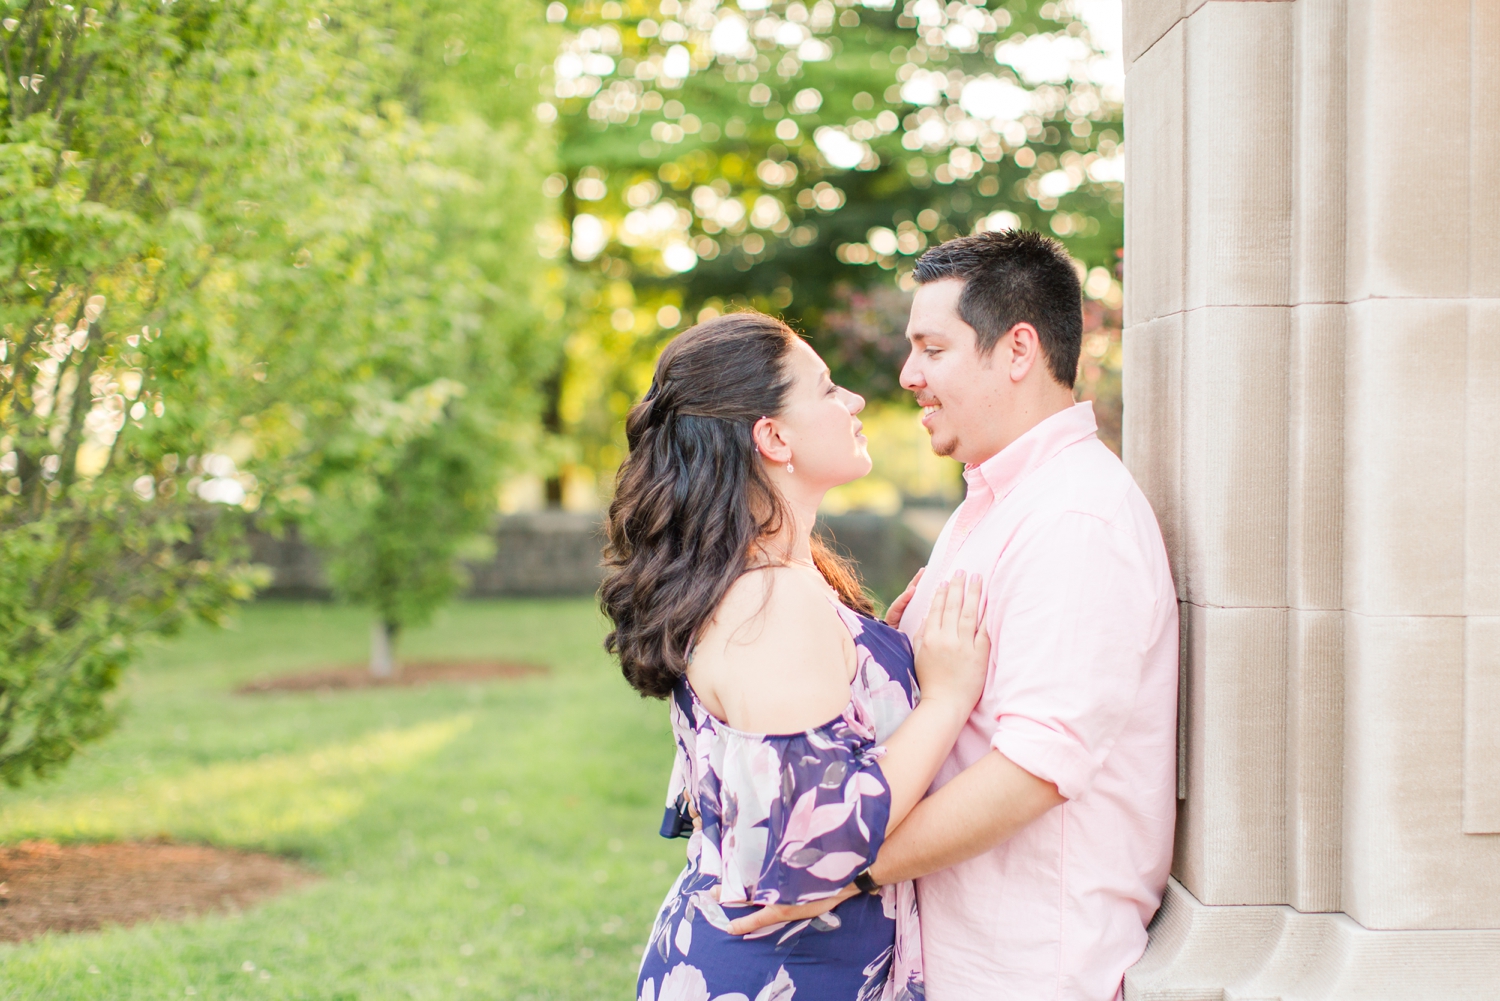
[987,509,1157,801]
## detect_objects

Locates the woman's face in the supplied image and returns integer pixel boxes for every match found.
[773,339,871,488]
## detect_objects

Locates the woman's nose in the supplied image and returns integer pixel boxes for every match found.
[839,387,865,414]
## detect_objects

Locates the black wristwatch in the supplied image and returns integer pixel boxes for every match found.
[854,868,881,895]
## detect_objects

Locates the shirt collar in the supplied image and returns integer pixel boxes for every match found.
[962,401,1099,500]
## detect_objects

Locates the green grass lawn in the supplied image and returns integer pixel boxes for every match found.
[0,599,684,1001]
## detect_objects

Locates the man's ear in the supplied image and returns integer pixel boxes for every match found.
[1006,322,1041,383]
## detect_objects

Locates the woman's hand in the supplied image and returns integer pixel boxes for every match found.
[913,571,989,712]
[884,568,924,627]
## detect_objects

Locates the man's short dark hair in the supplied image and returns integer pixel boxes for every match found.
[911,230,1083,388]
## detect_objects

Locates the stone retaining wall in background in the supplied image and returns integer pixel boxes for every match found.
[249,510,944,605]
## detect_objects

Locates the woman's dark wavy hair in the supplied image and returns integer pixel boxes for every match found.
[601,311,875,699]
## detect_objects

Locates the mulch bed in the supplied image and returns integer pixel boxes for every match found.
[235,660,548,694]
[0,840,317,942]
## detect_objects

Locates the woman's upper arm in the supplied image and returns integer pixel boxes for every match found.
[693,572,852,734]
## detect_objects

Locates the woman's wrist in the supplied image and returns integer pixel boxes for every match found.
[915,688,976,724]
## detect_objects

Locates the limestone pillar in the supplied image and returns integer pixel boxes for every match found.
[1119,1,1500,996]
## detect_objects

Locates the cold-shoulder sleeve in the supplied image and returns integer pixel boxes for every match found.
[697,715,891,906]
[660,686,697,839]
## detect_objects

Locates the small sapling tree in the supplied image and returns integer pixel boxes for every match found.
[306,382,503,677]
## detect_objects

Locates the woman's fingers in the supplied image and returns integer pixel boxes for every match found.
[974,625,992,663]
[958,573,983,643]
[941,570,967,633]
[884,567,925,626]
[923,578,950,643]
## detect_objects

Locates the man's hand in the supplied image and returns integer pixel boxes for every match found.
[884,568,924,627]
[725,885,858,936]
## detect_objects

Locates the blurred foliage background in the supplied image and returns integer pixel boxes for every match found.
[0,0,555,777]
[538,0,1125,511]
[0,0,1123,783]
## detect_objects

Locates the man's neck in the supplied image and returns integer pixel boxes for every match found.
[970,387,1076,466]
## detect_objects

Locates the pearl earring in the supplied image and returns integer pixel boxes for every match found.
[786,461,794,474]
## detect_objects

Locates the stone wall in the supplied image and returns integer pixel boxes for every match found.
[1121,1,1500,996]
[249,510,935,604]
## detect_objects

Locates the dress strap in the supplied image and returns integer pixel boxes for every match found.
[823,592,863,633]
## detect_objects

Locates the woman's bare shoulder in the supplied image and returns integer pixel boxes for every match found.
[690,566,853,733]
[709,567,845,642]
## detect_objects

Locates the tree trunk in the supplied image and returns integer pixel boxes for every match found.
[369,619,399,678]
[544,475,564,508]
[540,363,564,509]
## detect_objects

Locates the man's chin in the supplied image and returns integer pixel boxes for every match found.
[929,432,959,458]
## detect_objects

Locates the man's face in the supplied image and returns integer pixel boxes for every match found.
[899,278,1011,464]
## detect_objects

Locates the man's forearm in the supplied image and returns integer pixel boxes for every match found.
[867,749,1065,885]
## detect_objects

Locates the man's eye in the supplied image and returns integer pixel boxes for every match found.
[925,348,941,357]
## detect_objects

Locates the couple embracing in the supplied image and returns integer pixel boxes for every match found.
[601,231,1178,1001]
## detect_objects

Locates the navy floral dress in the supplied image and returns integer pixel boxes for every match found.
[638,600,925,1001]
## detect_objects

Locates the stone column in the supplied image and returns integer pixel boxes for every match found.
[1119,1,1500,996]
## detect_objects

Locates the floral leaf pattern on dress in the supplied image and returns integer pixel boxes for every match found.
[755,967,796,1001]
[639,599,925,1001]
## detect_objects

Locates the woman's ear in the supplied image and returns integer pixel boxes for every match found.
[752,416,792,465]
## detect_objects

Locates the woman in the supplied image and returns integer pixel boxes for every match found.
[601,312,989,1001]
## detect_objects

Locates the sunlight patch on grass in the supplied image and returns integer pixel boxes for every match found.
[0,602,681,999]
[0,715,472,847]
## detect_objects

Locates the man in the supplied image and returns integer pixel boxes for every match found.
[730,231,1178,1001]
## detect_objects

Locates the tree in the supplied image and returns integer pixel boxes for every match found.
[230,0,559,675]
[0,0,298,785]
[0,0,559,781]
[304,383,501,675]
[538,0,1124,487]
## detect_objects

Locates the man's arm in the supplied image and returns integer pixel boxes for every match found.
[725,749,1062,935]
[868,749,1063,885]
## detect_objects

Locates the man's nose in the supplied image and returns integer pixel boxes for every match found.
[899,352,924,392]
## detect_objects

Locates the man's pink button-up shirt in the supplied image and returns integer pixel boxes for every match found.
[898,402,1178,1001]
